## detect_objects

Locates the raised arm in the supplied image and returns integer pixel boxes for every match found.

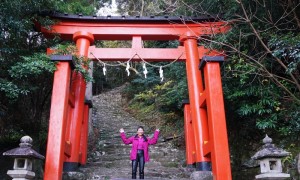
[148,129,160,145]
[120,128,133,144]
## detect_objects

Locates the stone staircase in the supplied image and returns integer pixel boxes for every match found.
[80,85,191,180]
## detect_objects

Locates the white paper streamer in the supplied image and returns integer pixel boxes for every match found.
[103,65,107,76]
[126,61,130,76]
[143,63,148,78]
[159,66,164,82]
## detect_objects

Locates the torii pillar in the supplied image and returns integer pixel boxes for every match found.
[180,32,211,171]
[64,31,94,171]
[181,31,232,179]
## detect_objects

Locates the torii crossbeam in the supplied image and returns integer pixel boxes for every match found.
[36,13,232,180]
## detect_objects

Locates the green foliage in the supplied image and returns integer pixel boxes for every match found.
[2,58,54,102]
[0,53,55,99]
[225,58,265,120]
[222,53,299,134]
[0,80,29,99]
[269,33,300,74]
[0,128,24,147]
[277,110,300,137]
[74,56,94,82]
[53,44,94,82]
[9,53,56,79]
[53,0,97,15]
[123,64,161,99]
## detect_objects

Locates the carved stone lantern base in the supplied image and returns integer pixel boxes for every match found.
[255,172,290,180]
[7,169,35,180]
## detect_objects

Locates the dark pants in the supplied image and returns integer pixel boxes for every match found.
[132,150,145,179]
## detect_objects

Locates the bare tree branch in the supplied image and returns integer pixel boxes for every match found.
[287,0,300,29]
[237,0,300,93]
[200,36,300,104]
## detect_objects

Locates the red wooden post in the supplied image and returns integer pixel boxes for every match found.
[64,31,94,171]
[44,61,72,180]
[64,79,75,159]
[183,100,196,167]
[202,57,232,179]
[80,103,90,165]
[180,32,211,171]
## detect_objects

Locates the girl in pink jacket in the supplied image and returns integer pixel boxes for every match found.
[120,126,160,179]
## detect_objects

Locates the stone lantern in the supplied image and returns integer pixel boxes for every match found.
[3,136,45,180]
[252,135,290,180]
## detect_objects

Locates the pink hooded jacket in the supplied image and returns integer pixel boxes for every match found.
[120,130,159,162]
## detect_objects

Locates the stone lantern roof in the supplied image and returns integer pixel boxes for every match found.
[3,136,45,160]
[252,135,289,160]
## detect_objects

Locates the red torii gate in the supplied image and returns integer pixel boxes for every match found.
[36,13,231,180]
